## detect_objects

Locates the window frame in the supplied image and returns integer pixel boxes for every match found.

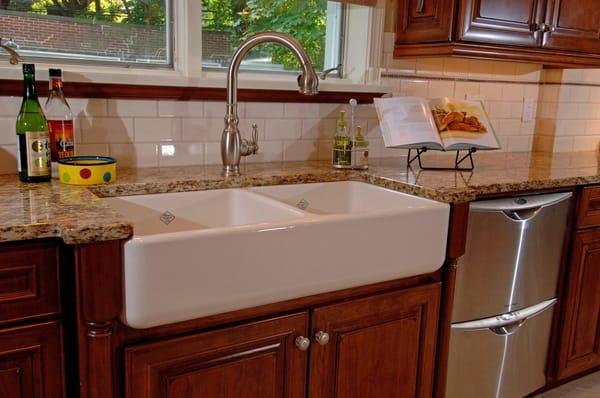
[0,0,385,93]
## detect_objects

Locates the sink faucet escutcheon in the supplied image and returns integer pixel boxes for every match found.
[221,32,319,177]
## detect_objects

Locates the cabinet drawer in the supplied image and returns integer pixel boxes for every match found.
[0,242,60,325]
[577,186,600,229]
[0,321,64,398]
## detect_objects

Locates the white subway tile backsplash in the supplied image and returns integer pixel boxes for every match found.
[0,97,21,116]
[265,119,302,140]
[69,98,108,117]
[80,117,134,144]
[158,100,204,118]
[573,136,599,152]
[75,144,110,156]
[158,143,204,167]
[134,118,182,142]
[283,140,319,161]
[245,102,284,118]
[107,100,157,117]
[110,143,158,167]
[181,118,222,142]
[428,80,455,98]
[0,118,16,144]
[284,103,319,118]
[301,118,336,140]
[203,101,230,118]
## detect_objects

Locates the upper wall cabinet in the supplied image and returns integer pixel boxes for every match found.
[394,0,600,67]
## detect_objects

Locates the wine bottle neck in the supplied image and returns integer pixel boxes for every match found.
[49,77,63,93]
[23,73,37,100]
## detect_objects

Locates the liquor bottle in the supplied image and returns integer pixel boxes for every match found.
[45,68,74,163]
[16,64,51,182]
[332,110,352,167]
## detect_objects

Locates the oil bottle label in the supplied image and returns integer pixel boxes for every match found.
[18,131,51,177]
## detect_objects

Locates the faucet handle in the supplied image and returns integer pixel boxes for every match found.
[241,123,259,156]
[251,123,258,145]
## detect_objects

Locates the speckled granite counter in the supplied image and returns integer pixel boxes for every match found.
[0,151,598,244]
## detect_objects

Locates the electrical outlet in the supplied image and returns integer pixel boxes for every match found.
[522,99,535,122]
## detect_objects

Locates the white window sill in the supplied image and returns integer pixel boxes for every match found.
[0,62,389,95]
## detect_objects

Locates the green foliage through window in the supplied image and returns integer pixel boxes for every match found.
[202,0,329,71]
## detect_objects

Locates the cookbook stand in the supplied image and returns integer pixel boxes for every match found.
[407,147,477,171]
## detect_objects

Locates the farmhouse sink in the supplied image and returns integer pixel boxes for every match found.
[103,181,450,329]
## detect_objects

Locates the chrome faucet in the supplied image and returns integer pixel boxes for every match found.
[221,32,319,176]
[0,38,20,65]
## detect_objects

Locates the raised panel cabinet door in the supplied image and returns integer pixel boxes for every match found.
[0,321,64,398]
[0,241,60,325]
[457,0,545,47]
[308,283,441,398]
[125,312,309,398]
[396,0,456,43]
[543,0,600,53]
[556,228,600,379]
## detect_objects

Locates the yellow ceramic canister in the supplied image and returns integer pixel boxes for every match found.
[58,156,116,185]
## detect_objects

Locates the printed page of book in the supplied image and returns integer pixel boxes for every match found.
[374,96,443,150]
[429,98,501,150]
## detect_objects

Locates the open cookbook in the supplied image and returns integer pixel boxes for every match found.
[374,97,500,151]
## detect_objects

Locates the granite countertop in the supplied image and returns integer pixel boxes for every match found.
[0,151,598,245]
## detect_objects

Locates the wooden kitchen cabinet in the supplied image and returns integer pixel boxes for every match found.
[556,228,600,379]
[543,0,600,53]
[308,283,441,398]
[125,312,309,398]
[394,0,600,67]
[0,321,64,398]
[396,0,455,43]
[124,283,441,398]
[457,0,545,47]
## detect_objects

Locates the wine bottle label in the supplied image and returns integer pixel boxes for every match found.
[18,131,51,177]
[48,120,75,161]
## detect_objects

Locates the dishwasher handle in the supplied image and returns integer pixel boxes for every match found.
[470,192,572,212]
[451,298,557,334]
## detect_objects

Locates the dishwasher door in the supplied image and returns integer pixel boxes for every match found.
[453,192,571,322]
[446,299,556,398]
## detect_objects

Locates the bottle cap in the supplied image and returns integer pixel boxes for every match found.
[22,63,35,74]
[337,110,346,127]
[49,68,62,78]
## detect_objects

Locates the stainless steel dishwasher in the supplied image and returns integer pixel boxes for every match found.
[446,192,572,398]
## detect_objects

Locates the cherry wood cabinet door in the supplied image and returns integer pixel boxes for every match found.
[543,0,600,53]
[125,312,309,398]
[396,0,456,43]
[556,228,600,379]
[457,0,545,47]
[308,283,440,398]
[0,321,64,398]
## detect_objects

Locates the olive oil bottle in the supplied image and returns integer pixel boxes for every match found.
[333,110,352,167]
[16,64,51,182]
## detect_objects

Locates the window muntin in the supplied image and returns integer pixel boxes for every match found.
[0,0,172,67]
[201,0,344,74]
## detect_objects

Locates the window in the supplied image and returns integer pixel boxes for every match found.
[201,0,345,74]
[0,0,172,66]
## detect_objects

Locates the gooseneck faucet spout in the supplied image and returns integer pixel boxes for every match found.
[221,32,319,177]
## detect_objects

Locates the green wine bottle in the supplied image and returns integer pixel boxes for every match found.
[16,64,51,182]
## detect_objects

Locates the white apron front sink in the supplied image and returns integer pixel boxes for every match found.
[103,181,450,329]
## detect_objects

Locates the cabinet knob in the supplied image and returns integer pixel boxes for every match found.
[315,331,330,346]
[536,23,556,33]
[295,336,311,351]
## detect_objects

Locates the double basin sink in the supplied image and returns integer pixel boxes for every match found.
[103,181,450,329]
